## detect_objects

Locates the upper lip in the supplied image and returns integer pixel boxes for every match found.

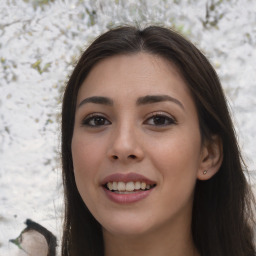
[101,172,156,185]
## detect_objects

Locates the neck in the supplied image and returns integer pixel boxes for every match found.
[103,220,199,256]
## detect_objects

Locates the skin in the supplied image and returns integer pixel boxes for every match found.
[71,53,221,256]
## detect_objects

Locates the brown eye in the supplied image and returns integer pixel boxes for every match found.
[82,115,111,127]
[145,114,176,126]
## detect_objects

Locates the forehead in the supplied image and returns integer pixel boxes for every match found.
[77,53,192,105]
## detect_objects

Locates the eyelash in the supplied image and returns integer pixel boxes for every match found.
[81,112,177,128]
[144,112,177,126]
[81,114,111,127]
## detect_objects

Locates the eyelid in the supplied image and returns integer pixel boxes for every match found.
[83,112,108,119]
[81,112,111,127]
[143,111,177,125]
[144,111,176,120]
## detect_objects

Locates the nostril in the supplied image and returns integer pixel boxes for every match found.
[110,154,138,160]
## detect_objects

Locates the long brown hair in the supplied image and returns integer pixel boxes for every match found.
[61,26,255,255]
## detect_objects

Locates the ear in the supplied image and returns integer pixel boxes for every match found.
[197,135,223,181]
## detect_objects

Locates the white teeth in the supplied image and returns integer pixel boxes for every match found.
[117,181,126,191]
[126,181,135,191]
[112,181,118,190]
[135,181,141,190]
[141,182,146,190]
[107,182,113,190]
[106,181,154,192]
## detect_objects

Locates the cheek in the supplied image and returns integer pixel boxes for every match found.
[72,132,106,173]
[148,128,202,190]
[71,134,105,201]
[148,134,201,218]
[151,135,201,169]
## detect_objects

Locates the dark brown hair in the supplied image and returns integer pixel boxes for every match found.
[61,26,255,256]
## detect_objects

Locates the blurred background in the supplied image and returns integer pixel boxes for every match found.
[0,0,255,255]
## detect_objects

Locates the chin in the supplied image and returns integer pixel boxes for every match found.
[104,226,152,238]
[101,216,153,237]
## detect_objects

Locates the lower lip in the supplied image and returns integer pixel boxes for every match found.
[103,187,154,204]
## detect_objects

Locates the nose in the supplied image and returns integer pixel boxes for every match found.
[107,124,144,163]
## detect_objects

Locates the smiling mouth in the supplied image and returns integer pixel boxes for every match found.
[104,181,156,193]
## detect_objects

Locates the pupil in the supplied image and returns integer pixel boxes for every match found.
[95,117,105,125]
[153,116,165,125]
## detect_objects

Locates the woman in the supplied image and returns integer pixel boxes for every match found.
[61,26,255,256]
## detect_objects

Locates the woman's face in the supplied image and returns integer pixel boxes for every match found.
[72,53,207,237]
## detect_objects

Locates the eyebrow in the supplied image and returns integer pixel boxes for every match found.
[136,95,184,110]
[78,96,113,108]
[78,94,184,110]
